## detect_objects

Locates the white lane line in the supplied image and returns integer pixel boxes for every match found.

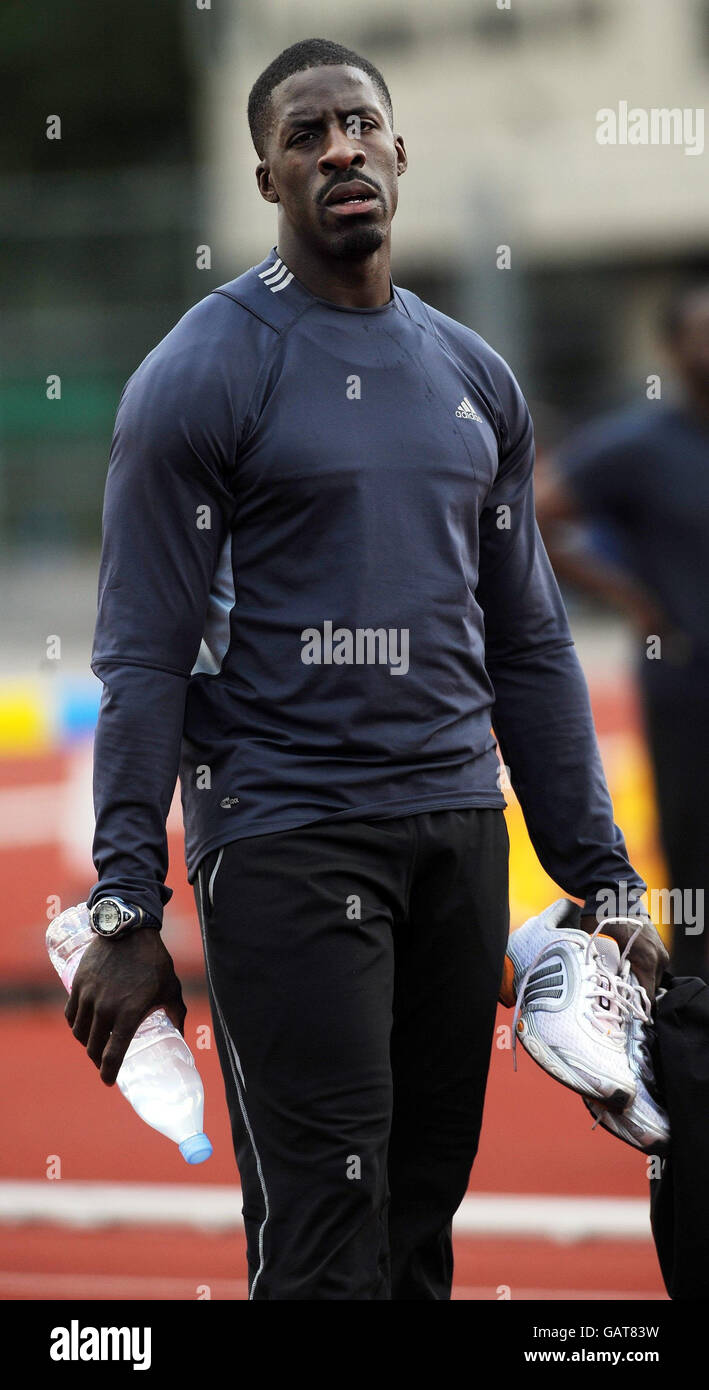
[454,1193,651,1241]
[0,778,183,849]
[0,785,61,845]
[0,1272,663,1302]
[452,1286,666,1302]
[0,1181,652,1241]
[0,1271,248,1299]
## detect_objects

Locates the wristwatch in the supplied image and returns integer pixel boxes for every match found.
[89,896,160,939]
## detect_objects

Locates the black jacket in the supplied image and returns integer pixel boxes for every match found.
[650,974,709,1299]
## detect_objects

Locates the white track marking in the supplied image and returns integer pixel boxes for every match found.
[0,1271,663,1301]
[0,1181,651,1240]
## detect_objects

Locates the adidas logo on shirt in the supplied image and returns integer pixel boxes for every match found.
[455,396,483,422]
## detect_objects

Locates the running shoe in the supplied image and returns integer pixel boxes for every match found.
[505,898,636,1112]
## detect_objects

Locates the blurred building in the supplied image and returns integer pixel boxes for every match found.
[2,0,708,558]
[205,0,709,409]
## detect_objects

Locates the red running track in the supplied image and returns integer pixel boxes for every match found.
[0,999,666,1299]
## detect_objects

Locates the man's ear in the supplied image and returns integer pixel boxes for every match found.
[256,161,279,204]
[395,135,408,178]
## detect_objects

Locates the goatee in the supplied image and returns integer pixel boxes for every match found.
[329,224,385,260]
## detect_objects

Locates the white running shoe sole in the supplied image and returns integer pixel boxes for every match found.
[583,1093,670,1155]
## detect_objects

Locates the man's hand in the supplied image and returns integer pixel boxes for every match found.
[65,929,187,1086]
[580,912,669,1001]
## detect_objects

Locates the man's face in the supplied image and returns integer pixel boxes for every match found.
[671,292,709,396]
[256,65,407,260]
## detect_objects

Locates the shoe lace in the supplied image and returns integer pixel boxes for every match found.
[585,919,665,1123]
[511,918,629,1072]
[615,921,665,1090]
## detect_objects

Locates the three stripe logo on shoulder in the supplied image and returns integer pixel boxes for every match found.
[258,258,294,294]
[455,396,483,422]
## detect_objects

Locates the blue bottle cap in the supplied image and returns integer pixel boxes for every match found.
[179,1132,213,1164]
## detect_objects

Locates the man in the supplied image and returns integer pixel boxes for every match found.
[66,38,666,1300]
[537,286,709,979]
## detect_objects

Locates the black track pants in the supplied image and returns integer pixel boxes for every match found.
[193,807,510,1300]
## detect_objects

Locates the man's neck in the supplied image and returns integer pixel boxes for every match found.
[275,234,392,308]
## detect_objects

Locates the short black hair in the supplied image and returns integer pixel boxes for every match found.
[659,281,709,342]
[248,37,393,159]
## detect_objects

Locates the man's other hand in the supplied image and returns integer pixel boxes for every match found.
[580,912,669,1001]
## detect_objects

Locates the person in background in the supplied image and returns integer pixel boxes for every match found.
[536,285,709,980]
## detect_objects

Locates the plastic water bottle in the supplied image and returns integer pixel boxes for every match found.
[46,902,213,1164]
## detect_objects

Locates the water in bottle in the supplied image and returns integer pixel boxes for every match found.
[47,902,212,1164]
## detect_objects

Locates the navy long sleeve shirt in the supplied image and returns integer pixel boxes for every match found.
[86,246,646,924]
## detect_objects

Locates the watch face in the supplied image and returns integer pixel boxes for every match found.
[93,900,122,935]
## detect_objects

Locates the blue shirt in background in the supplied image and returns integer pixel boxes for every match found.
[558,402,709,699]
